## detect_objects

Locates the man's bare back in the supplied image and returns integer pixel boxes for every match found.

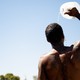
[38,41,80,80]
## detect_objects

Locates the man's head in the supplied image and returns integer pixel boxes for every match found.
[45,23,64,45]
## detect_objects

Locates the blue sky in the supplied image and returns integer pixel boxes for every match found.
[0,0,80,80]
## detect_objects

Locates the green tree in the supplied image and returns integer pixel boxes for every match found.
[11,76,20,80]
[5,73,20,80]
[0,73,20,80]
[5,73,13,80]
[0,75,5,80]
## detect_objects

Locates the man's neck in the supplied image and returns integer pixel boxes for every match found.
[52,43,65,53]
[53,43,73,54]
[52,43,73,54]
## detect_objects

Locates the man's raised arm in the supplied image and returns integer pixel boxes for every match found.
[65,7,80,20]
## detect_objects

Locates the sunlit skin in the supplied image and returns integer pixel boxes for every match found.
[38,19,80,80]
[38,41,80,80]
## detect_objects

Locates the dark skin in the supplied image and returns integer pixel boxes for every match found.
[38,7,80,80]
[38,41,80,80]
[64,7,80,20]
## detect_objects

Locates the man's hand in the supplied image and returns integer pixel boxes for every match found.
[64,7,79,17]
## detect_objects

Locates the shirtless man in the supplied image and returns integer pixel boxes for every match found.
[38,7,80,80]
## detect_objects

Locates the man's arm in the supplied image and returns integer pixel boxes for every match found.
[65,7,80,20]
[76,13,80,20]
[38,59,47,80]
[72,41,80,53]
[65,42,80,59]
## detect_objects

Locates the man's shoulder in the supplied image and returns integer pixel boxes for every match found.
[73,41,80,51]
[39,49,59,66]
[71,41,80,68]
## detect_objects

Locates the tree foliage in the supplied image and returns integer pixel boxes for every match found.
[0,75,5,80]
[0,73,20,80]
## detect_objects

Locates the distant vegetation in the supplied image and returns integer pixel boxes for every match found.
[0,73,20,80]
